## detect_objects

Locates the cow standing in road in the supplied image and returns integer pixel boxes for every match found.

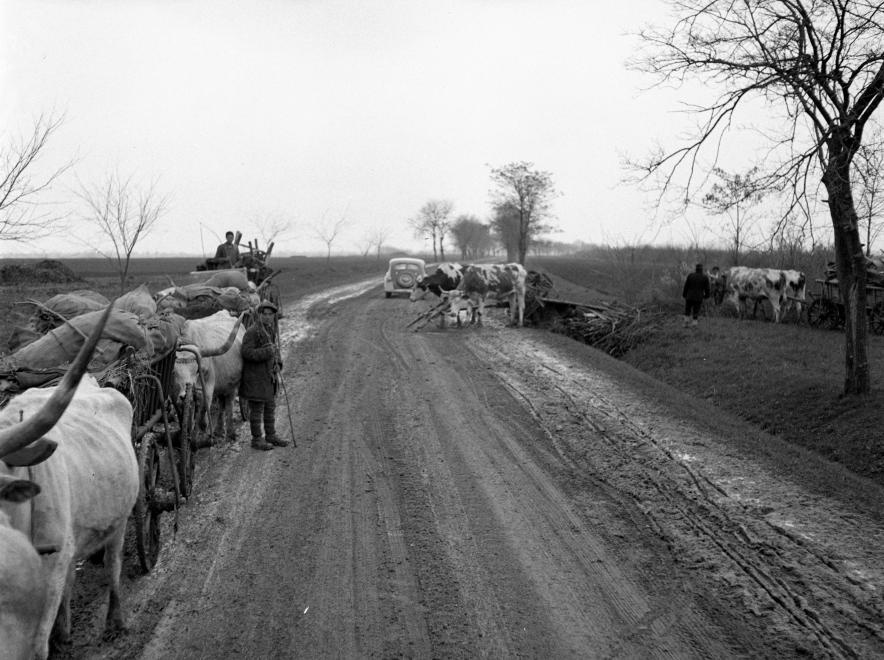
[0,305,139,660]
[0,480,46,658]
[173,310,245,444]
[452,263,528,327]
[409,262,474,328]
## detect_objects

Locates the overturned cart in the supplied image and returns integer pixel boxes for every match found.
[0,301,212,574]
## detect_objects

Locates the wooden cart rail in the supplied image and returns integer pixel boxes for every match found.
[806,279,884,335]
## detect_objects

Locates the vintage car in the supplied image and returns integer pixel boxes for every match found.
[384,257,426,298]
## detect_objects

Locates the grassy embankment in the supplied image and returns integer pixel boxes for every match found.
[530,255,884,490]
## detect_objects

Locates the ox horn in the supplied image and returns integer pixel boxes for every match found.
[200,313,244,358]
[0,300,115,459]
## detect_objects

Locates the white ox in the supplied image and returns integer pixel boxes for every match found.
[172,310,245,443]
[449,263,528,327]
[0,307,138,659]
[1,481,46,658]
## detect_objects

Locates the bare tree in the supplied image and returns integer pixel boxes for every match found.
[702,167,767,266]
[77,171,169,294]
[313,210,349,265]
[631,1,884,395]
[248,210,293,248]
[853,124,884,256]
[409,199,453,261]
[359,224,394,260]
[489,162,557,264]
[1,113,72,242]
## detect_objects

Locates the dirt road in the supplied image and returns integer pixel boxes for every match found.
[67,281,884,658]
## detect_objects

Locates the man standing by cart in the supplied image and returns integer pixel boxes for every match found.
[241,300,289,450]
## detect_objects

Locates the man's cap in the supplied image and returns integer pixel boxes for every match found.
[256,300,278,313]
[695,263,703,271]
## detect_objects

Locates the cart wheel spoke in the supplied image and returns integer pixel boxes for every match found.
[134,434,161,573]
[177,388,197,497]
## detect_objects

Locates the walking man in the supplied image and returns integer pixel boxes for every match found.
[241,300,289,450]
[682,263,711,328]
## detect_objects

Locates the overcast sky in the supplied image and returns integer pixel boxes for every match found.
[2,0,775,258]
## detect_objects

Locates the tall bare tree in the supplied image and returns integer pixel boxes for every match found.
[1,113,72,242]
[631,1,884,395]
[77,171,169,294]
[702,167,767,266]
[489,162,557,264]
[853,124,884,256]
[248,210,293,250]
[360,224,394,260]
[313,210,349,265]
[409,199,453,261]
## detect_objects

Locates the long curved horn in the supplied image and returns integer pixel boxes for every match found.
[0,301,115,459]
[200,313,244,358]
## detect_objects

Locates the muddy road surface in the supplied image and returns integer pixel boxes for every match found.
[63,281,884,658]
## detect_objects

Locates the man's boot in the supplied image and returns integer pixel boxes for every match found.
[266,434,290,447]
[251,436,274,451]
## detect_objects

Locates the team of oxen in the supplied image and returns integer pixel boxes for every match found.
[708,265,807,323]
[409,262,529,327]
[0,288,252,658]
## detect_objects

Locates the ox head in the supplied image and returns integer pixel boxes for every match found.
[409,275,430,302]
[0,302,113,462]
[171,313,243,409]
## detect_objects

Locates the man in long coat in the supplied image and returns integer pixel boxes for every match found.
[682,263,711,328]
[241,300,289,450]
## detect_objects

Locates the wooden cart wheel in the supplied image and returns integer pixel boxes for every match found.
[806,298,824,328]
[177,389,197,498]
[870,302,884,336]
[134,433,161,574]
[815,299,842,330]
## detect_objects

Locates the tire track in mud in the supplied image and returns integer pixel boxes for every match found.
[376,309,743,658]
[472,327,884,659]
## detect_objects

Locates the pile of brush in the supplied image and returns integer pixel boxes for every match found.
[549,301,665,358]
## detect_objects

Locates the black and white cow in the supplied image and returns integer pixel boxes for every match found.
[448,263,528,327]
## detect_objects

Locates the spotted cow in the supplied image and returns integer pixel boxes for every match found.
[409,263,474,328]
[450,263,528,327]
[409,262,464,303]
[726,266,790,322]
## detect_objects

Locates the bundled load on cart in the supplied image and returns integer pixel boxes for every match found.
[0,280,245,574]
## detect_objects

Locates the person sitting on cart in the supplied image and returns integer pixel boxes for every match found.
[240,300,289,450]
[209,231,239,269]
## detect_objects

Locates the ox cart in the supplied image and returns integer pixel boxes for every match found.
[123,343,208,572]
[806,279,884,335]
[0,338,209,574]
